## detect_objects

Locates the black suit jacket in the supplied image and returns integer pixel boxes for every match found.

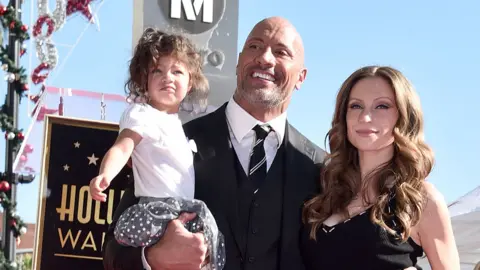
[102,103,326,270]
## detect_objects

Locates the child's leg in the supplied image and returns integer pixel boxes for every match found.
[114,197,178,247]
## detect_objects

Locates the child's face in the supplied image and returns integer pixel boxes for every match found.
[147,55,192,112]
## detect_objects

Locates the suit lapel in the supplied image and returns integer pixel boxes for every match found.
[192,104,246,258]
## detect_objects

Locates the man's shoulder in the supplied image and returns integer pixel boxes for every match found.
[183,109,218,131]
[288,124,327,164]
[182,104,226,137]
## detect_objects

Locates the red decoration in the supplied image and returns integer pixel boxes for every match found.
[22,83,28,90]
[21,24,28,32]
[0,181,10,192]
[10,219,16,227]
[17,132,24,140]
[36,105,59,121]
[20,49,26,56]
[33,15,55,38]
[29,94,40,103]
[9,21,15,29]
[24,144,34,154]
[67,0,95,23]
[31,63,51,84]
[0,5,6,15]
[29,88,45,119]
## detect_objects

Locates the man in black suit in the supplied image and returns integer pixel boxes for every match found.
[102,16,326,270]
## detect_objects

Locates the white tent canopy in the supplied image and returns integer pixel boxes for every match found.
[417,186,480,270]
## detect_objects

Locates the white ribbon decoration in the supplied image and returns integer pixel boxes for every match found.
[34,0,67,70]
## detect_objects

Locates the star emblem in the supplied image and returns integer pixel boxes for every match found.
[87,153,99,165]
[74,141,80,148]
[63,164,70,171]
[67,0,95,23]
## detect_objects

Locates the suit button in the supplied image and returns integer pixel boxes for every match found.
[248,256,255,263]
[252,228,258,234]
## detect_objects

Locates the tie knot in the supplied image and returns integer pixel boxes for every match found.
[253,125,271,140]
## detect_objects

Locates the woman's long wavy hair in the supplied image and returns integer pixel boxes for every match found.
[125,27,209,112]
[303,66,434,242]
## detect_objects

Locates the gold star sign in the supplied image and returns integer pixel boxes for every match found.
[74,141,80,148]
[63,164,70,171]
[87,153,99,165]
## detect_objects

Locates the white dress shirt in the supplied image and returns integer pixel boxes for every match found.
[225,97,286,173]
[141,97,287,269]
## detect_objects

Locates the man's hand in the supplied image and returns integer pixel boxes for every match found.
[145,213,208,270]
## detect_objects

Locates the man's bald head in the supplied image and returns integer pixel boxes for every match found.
[247,16,305,64]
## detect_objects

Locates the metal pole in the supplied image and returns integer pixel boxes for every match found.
[3,0,21,262]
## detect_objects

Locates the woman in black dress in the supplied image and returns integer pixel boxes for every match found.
[302,66,459,270]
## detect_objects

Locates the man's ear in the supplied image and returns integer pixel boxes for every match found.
[294,68,307,90]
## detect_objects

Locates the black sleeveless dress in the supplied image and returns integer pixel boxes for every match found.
[300,198,424,270]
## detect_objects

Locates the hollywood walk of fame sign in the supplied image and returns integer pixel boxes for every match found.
[33,115,132,270]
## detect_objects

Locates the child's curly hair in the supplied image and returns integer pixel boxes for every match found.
[125,28,209,111]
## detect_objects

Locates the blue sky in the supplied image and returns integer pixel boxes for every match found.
[1,0,478,223]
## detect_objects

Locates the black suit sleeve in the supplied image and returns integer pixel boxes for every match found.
[102,183,142,270]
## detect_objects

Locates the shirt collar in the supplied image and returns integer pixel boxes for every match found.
[225,97,286,144]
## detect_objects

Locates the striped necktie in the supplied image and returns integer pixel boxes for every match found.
[248,124,271,191]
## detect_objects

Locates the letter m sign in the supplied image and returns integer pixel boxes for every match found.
[170,0,213,23]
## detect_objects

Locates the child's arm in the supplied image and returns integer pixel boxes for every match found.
[100,129,142,179]
[90,129,142,201]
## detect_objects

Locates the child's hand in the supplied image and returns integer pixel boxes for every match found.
[89,174,111,202]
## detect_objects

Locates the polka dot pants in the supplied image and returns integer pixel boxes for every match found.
[114,197,226,270]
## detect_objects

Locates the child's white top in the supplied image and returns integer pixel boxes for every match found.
[119,103,195,199]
